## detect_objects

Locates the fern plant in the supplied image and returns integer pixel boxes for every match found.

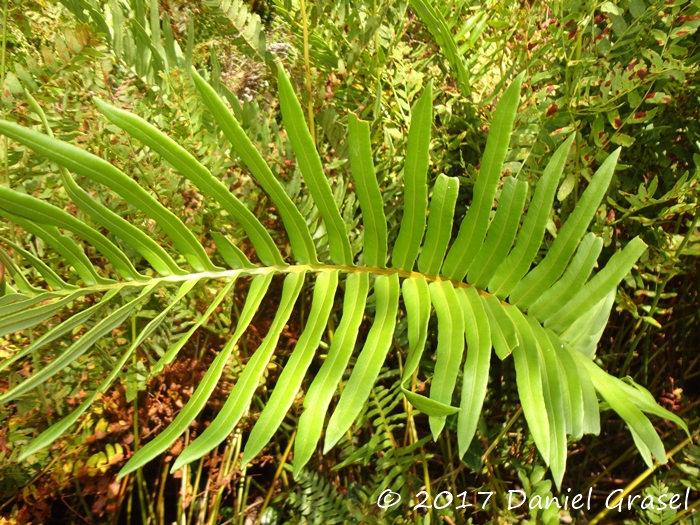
[286,469,353,524]
[331,375,431,517]
[0,66,688,490]
[61,0,188,91]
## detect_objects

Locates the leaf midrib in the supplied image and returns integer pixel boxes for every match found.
[29,263,516,306]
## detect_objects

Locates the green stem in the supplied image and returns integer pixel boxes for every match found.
[131,318,149,525]
[209,439,235,525]
[177,431,188,525]
[187,456,205,525]
[75,478,95,524]
[21,263,509,303]
[299,0,315,142]
[254,431,296,525]
[589,429,698,525]
[1,0,8,187]
[126,477,134,525]
[482,407,522,462]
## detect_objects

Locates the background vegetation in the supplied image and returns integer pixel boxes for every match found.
[0,0,699,523]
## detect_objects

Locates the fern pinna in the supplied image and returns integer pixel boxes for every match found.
[0,67,687,489]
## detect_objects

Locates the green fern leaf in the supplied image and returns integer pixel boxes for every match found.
[0,69,681,489]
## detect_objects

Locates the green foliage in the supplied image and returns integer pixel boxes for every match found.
[1,0,700,523]
[0,47,688,496]
[408,0,471,95]
[203,0,271,62]
[285,468,352,524]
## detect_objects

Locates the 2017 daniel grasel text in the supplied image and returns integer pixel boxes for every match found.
[377,487,692,513]
[506,487,692,512]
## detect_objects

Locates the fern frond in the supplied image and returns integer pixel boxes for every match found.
[0,66,688,493]
[203,0,269,62]
[408,0,471,96]
[286,469,352,524]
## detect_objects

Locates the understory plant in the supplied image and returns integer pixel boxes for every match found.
[0,64,688,491]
